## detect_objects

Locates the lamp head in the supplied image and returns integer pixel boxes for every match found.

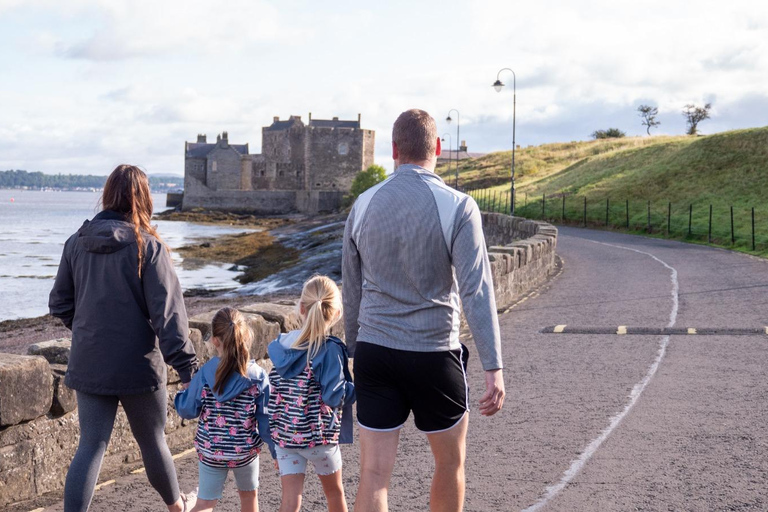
[446,115,452,124]
[493,79,504,92]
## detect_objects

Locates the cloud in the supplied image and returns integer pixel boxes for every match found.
[47,0,309,61]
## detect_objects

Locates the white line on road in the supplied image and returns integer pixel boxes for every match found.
[523,240,679,512]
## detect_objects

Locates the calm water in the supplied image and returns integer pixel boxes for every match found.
[0,189,253,322]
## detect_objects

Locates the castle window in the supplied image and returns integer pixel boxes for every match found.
[212,161,217,172]
[337,142,349,155]
[279,171,284,177]
[296,171,300,177]
[261,171,265,176]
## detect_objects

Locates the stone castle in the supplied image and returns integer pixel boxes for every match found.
[181,114,375,214]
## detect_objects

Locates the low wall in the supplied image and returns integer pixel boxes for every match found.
[481,213,558,310]
[182,189,298,215]
[0,214,557,508]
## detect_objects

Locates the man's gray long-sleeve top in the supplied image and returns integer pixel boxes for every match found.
[342,164,503,371]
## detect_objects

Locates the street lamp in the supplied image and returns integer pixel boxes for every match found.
[493,68,516,215]
[446,109,460,190]
[441,132,452,187]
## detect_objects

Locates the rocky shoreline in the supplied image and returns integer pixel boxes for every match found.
[0,209,347,355]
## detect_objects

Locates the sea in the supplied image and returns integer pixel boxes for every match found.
[0,189,254,322]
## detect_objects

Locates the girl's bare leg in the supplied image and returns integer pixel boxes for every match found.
[319,470,348,512]
[190,498,217,512]
[279,474,305,512]
[238,489,259,512]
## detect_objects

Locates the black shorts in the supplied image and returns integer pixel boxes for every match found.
[354,342,469,433]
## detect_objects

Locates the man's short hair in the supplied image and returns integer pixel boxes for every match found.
[392,109,437,162]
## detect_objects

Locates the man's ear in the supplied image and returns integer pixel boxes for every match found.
[392,141,399,161]
[435,137,442,157]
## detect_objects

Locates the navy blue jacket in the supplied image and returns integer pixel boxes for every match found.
[49,210,197,394]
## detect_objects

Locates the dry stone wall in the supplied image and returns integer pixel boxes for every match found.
[0,214,556,508]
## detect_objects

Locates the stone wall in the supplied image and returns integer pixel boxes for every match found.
[481,213,558,310]
[0,215,556,508]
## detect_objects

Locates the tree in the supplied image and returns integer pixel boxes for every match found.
[682,103,712,135]
[348,164,387,200]
[637,105,660,135]
[591,128,626,139]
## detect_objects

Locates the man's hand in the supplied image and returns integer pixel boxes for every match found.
[478,369,505,416]
[180,381,190,390]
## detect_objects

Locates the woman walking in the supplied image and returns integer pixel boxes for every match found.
[49,164,198,512]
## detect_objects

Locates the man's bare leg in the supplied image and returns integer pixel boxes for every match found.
[354,427,401,512]
[426,413,469,512]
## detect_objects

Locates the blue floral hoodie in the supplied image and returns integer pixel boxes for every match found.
[268,332,355,449]
[175,358,275,467]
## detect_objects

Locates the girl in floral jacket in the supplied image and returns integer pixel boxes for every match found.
[268,276,355,512]
[175,307,274,512]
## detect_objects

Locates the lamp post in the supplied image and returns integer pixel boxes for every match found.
[446,109,460,190]
[493,68,516,215]
[441,132,452,187]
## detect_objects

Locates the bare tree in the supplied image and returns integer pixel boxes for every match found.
[637,105,660,135]
[682,103,712,135]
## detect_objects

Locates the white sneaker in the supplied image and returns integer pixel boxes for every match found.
[181,488,198,512]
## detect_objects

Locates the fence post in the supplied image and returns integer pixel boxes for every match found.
[688,204,692,236]
[626,199,629,229]
[708,204,713,243]
[583,197,587,227]
[730,206,735,245]
[752,207,756,251]
[647,201,651,233]
[542,194,546,218]
[562,195,566,222]
[667,202,671,235]
[493,192,498,212]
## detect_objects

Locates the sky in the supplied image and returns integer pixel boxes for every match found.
[1,0,767,175]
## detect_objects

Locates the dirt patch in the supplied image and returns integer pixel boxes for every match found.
[155,209,292,229]
[176,231,300,285]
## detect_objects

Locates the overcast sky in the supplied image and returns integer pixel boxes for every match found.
[1,0,766,175]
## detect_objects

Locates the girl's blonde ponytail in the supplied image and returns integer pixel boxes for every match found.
[293,276,342,362]
[211,307,253,394]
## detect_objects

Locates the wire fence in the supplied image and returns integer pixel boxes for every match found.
[466,188,768,254]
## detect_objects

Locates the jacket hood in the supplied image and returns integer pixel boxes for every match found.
[201,357,266,402]
[77,210,136,254]
[268,331,313,379]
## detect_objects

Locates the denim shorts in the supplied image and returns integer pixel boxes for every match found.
[275,445,342,476]
[197,457,259,500]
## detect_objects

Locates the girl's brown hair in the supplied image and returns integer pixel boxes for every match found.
[211,307,253,394]
[101,164,164,277]
[292,276,343,362]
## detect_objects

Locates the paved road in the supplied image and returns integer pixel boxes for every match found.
[27,227,768,511]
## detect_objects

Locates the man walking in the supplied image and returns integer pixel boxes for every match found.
[343,109,505,512]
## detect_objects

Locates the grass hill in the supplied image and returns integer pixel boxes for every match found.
[437,127,768,255]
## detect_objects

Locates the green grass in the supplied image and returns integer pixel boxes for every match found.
[440,127,768,256]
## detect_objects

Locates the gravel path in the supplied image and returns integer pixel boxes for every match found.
[17,227,768,511]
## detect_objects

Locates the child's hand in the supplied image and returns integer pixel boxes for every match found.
[273,459,279,471]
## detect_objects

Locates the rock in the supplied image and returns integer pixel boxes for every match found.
[49,364,77,416]
[242,313,280,360]
[27,338,71,365]
[189,310,279,361]
[240,302,302,332]
[0,354,53,427]
[188,310,218,341]
[189,327,214,364]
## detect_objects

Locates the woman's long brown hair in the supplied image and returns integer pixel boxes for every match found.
[101,164,164,277]
[211,308,252,394]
